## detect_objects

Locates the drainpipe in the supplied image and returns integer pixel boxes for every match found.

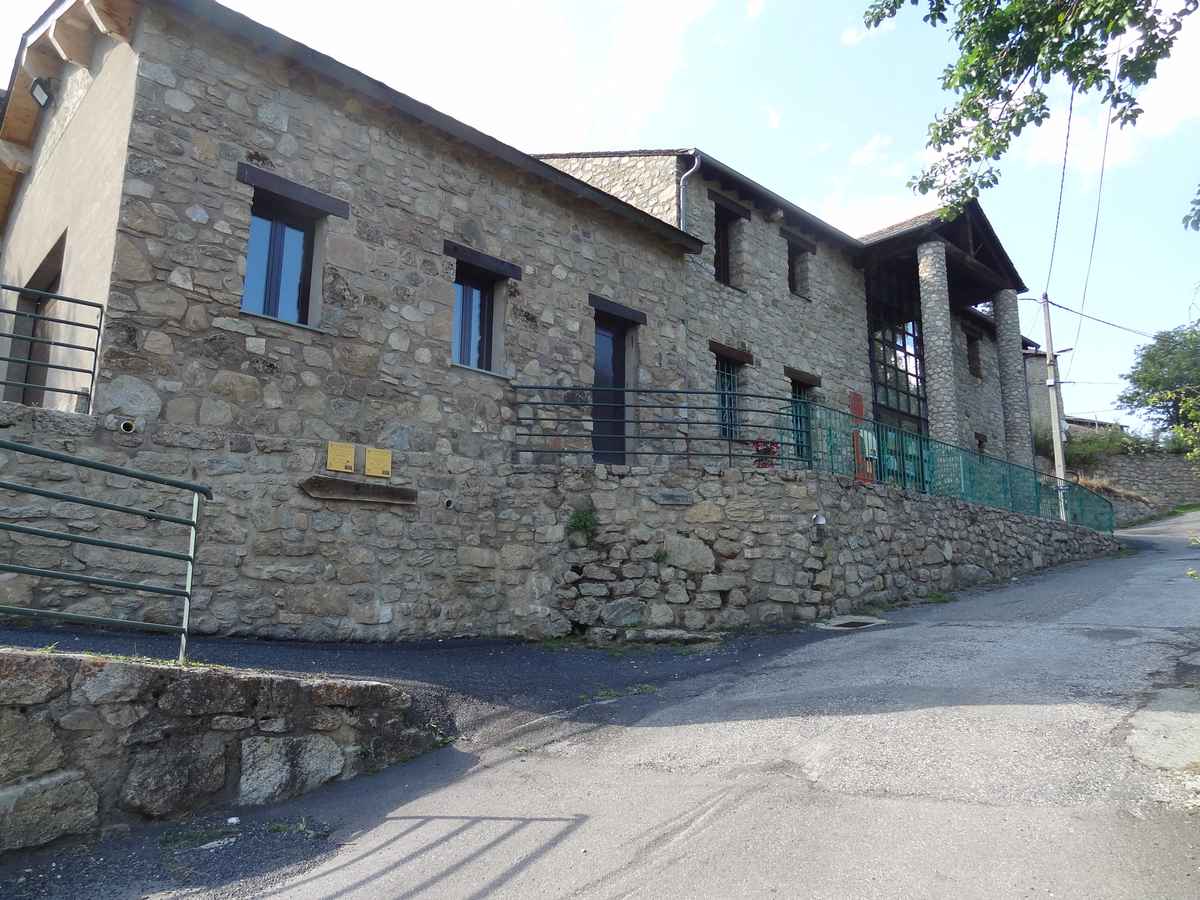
[678,150,702,232]
[677,151,703,462]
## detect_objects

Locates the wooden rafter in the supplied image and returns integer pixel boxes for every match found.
[82,0,139,40]
[49,7,98,67]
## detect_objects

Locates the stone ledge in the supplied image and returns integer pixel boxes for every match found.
[0,649,449,853]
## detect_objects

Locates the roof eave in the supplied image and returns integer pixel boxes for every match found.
[160,0,702,255]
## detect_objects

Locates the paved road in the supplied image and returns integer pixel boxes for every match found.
[5,513,1200,898]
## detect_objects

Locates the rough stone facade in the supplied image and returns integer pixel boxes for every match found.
[951,311,1005,453]
[0,648,443,852]
[1075,452,1200,526]
[675,173,871,407]
[1025,352,1067,443]
[993,289,1034,467]
[917,241,959,444]
[0,401,1116,643]
[540,152,681,225]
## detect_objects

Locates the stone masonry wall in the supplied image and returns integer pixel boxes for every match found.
[0,401,1117,644]
[680,173,872,409]
[1076,452,1200,526]
[952,313,1006,453]
[539,152,681,226]
[100,4,692,454]
[535,463,1118,637]
[0,648,443,852]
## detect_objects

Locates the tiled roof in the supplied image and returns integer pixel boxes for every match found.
[858,208,944,244]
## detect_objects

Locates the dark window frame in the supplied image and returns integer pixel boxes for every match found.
[790,380,813,465]
[966,330,983,379]
[714,352,743,440]
[243,191,317,325]
[713,203,739,286]
[451,262,497,372]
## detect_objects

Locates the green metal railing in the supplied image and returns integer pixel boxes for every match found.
[0,438,212,663]
[513,385,1114,533]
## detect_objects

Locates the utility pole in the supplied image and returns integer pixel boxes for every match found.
[1041,293,1068,522]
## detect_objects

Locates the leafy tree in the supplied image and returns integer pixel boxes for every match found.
[1116,323,1200,428]
[865,1,1199,227]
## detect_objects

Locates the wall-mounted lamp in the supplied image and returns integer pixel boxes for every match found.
[29,77,55,110]
[812,512,827,543]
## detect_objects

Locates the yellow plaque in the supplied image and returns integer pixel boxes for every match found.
[326,441,356,474]
[365,447,393,478]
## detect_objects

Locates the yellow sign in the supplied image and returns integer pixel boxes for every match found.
[326,441,356,474]
[365,447,393,478]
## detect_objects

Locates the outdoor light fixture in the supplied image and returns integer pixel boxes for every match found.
[812,512,827,543]
[29,77,54,110]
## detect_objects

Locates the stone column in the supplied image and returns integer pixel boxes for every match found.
[993,288,1034,468]
[917,241,960,445]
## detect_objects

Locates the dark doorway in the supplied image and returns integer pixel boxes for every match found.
[592,313,628,464]
[3,236,65,407]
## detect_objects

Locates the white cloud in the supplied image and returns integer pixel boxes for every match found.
[212,0,715,153]
[747,0,765,18]
[767,107,781,129]
[817,187,935,239]
[840,18,894,47]
[849,133,893,167]
[1017,21,1200,178]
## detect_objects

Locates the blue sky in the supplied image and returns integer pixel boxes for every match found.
[3,0,1197,430]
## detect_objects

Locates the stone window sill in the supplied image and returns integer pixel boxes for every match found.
[449,361,513,382]
[241,310,334,337]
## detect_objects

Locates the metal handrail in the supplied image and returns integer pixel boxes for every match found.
[0,282,104,411]
[512,384,1115,533]
[0,439,210,663]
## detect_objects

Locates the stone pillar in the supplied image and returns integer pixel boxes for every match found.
[917,241,960,445]
[993,288,1034,468]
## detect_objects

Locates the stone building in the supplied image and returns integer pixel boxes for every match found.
[0,0,1111,643]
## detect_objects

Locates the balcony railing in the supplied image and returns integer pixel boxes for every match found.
[513,385,1114,533]
[0,282,103,411]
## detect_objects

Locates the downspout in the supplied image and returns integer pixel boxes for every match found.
[677,151,702,462]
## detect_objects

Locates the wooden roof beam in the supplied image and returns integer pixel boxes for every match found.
[83,0,139,41]
[49,8,99,68]
[0,140,34,175]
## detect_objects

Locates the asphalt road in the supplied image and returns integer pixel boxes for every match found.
[4,512,1200,899]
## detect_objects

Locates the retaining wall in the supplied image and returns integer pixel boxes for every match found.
[1076,452,1200,526]
[0,648,443,853]
[0,402,1118,643]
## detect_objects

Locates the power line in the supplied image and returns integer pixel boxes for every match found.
[1066,102,1114,380]
[1043,87,1076,298]
[1020,296,1156,338]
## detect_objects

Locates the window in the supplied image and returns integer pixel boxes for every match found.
[715,355,742,439]
[714,203,738,286]
[236,164,350,328]
[867,263,927,432]
[966,331,983,379]
[975,432,988,455]
[241,193,316,325]
[452,264,495,371]
[786,236,814,298]
[790,380,812,465]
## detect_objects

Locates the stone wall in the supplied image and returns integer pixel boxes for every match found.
[679,173,872,409]
[0,648,443,852]
[1075,452,1200,526]
[952,312,1006,453]
[535,463,1118,637]
[99,3,692,454]
[0,401,1117,643]
[539,152,681,225]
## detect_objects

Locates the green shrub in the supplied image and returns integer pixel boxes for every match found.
[567,507,598,539]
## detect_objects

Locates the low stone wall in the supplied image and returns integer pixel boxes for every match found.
[0,401,1118,642]
[531,465,1119,638]
[0,649,443,853]
[1074,452,1200,526]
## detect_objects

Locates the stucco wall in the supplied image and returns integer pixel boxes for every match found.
[0,36,140,411]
